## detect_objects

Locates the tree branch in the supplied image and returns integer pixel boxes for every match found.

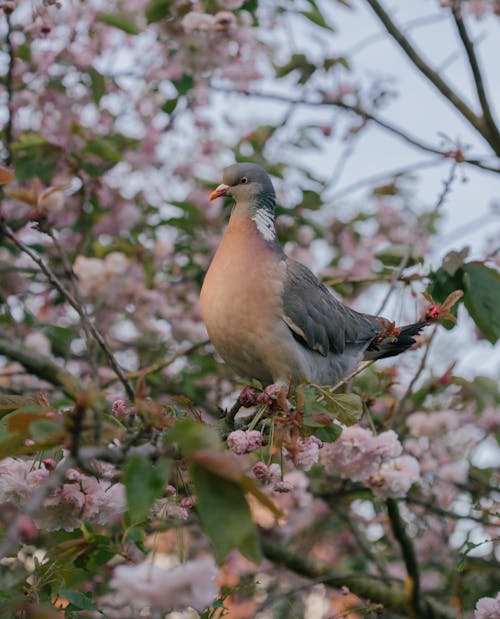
[0,335,82,399]
[386,498,421,615]
[0,220,135,400]
[364,0,499,155]
[450,2,500,151]
[210,86,500,174]
[261,535,453,619]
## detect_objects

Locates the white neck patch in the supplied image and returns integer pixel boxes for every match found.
[252,209,276,241]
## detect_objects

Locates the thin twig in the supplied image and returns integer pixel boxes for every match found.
[377,161,458,316]
[330,502,391,583]
[330,360,374,392]
[1,221,135,400]
[209,86,500,174]
[125,341,208,380]
[328,157,444,202]
[394,324,438,419]
[376,244,413,316]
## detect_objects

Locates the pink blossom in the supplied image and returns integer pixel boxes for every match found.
[321,426,401,481]
[214,11,237,32]
[0,458,125,531]
[182,11,216,32]
[108,556,219,613]
[252,461,281,484]
[366,455,420,499]
[112,399,128,420]
[475,593,500,619]
[219,0,244,8]
[227,430,262,454]
[16,515,39,541]
[286,436,323,471]
[406,411,460,437]
[239,386,258,407]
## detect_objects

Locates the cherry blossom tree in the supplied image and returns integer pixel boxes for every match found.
[0,1,498,618]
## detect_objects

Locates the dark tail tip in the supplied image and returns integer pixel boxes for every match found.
[366,320,429,360]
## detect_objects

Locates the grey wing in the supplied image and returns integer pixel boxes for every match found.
[282,259,382,356]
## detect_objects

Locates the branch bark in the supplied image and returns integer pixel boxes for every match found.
[450,2,500,151]
[0,335,82,399]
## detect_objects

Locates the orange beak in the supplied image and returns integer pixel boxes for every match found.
[209,183,230,201]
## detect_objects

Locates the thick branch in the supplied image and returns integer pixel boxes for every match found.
[364,0,499,155]
[261,535,453,619]
[0,335,81,399]
[450,3,500,150]
[386,498,421,614]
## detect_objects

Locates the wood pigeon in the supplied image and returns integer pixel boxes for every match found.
[200,163,428,386]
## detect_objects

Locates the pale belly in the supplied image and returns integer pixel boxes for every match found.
[200,231,303,384]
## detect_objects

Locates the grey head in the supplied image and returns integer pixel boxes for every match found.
[209,163,276,211]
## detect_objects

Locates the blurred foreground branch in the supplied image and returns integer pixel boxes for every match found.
[261,535,454,619]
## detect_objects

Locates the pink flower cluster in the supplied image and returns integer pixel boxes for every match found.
[284,435,323,471]
[252,461,281,484]
[0,457,125,531]
[475,593,500,619]
[227,430,262,454]
[105,556,219,614]
[321,426,420,498]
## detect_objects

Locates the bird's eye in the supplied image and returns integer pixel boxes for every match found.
[240,176,248,184]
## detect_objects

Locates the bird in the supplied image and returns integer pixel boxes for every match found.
[200,162,429,387]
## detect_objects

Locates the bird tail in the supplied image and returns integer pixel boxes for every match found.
[365,320,429,361]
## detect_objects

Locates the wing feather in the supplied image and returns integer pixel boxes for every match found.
[282,259,380,356]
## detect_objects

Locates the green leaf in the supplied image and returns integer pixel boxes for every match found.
[299,189,322,211]
[17,41,32,62]
[165,419,220,455]
[301,385,362,425]
[313,424,342,442]
[124,456,170,522]
[146,0,171,23]
[58,589,96,611]
[172,74,194,95]
[12,133,62,183]
[191,463,261,564]
[89,67,106,104]
[321,392,363,425]
[463,262,500,344]
[97,13,141,34]
[300,0,334,31]
[162,97,178,114]
[30,419,64,442]
[84,138,122,162]
[274,53,315,84]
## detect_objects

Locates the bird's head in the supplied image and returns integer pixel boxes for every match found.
[209,163,275,208]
